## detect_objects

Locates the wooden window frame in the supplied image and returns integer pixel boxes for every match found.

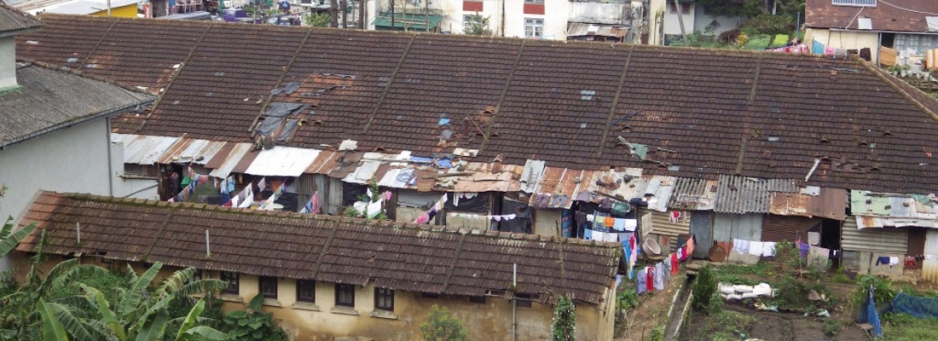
[296,280,316,303]
[375,288,395,311]
[259,276,278,299]
[335,284,355,307]
[220,272,239,295]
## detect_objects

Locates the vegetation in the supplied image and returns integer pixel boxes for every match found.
[648,323,665,341]
[849,275,896,312]
[0,217,36,259]
[305,12,331,27]
[464,12,491,36]
[683,310,754,341]
[550,295,576,341]
[691,265,722,314]
[882,313,938,341]
[822,319,840,337]
[616,287,638,311]
[419,304,469,341]
[742,14,793,36]
[222,295,288,341]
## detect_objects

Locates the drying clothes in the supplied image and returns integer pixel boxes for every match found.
[748,241,765,256]
[593,230,605,241]
[670,253,679,275]
[636,269,647,295]
[644,266,655,291]
[604,232,619,243]
[575,212,587,227]
[763,242,777,257]
[575,191,594,202]
[669,211,682,224]
[890,257,900,266]
[613,218,627,231]
[685,236,695,257]
[584,229,594,240]
[654,262,666,291]
[415,213,431,224]
[629,236,638,268]
[876,256,890,266]
[663,255,672,275]
[587,214,595,222]
[624,219,637,231]
[799,243,811,259]
[623,242,633,279]
[604,217,615,228]
[619,233,633,244]
[678,247,687,262]
[733,239,750,254]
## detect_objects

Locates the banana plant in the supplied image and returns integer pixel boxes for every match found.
[0,217,36,258]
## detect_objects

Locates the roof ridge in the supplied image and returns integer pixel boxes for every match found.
[857,58,938,123]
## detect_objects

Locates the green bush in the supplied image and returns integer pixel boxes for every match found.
[743,14,793,35]
[420,304,469,341]
[850,275,896,311]
[222,295,289,341]
[822,319,840,337]
[551,294,576,341]
[616,287,638,311]
[692,265,722,314]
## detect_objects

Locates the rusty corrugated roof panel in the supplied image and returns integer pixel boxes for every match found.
[305,150,340,174]
[204,142,236,170]
[156,138,227,165]
[668,178,718,211]
[113,134,180,165]
[208,143,254,178]
[22,192,619,304]
[629,176,676,212]
[769,187,847,220]
[715,175,798,214]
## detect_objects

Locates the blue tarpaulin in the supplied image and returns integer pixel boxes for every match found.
[890,292,938,319]
[858,286,883,338]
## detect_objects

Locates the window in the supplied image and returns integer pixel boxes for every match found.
[667,3,690,14]
[832,0,876,7]
[220,272,239,295]
[524,18,543,38]
[469,296,486,303]
[375,288,395,311]
[515,294,532,307]
[186,270,203,284]
[524,0,542,3]
[259,276,278,299]
[335,284,355,307]
[297,280,316,302]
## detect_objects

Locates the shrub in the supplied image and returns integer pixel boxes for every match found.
[616,287,638,311]
[420,304,469,341]
[551,294,576,341]
[823,319,840,337]
[743,14,793,35]
[692,265,722,314]
[223,295,289,341]
[850,275,896,311]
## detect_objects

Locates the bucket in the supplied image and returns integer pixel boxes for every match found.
[643,238,661,256]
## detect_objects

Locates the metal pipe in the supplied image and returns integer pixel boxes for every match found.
[76,222,81,244]
[205,230,211,258]
[106,117,114,197]
[512,263,517,341]
[122,183,159,198]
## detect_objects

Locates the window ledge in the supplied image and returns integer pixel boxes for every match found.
[330,306,359,316]
[292,302,320,312]
[370,310,398,320]
[220,294,243,303]
[262,298,282,307]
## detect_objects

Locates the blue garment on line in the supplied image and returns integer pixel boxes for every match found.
[584,229,593,240]
[812,40,825,55]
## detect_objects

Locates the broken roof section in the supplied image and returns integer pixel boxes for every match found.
[667,178,718,211]
[769,187,847,220]
[157,138,227,165]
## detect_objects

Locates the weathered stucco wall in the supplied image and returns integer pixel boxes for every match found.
[806,28,879,63]
[9,254,615,341]
[534,208,562,238]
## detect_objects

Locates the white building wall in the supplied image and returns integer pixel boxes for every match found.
[0,117,113,222]
[806,28,880,63]
[109,140,160,201]
[662,1,694,36]
[691,5,743,36]
[0,37,16,89]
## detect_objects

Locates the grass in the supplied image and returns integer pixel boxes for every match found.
[882,313,938,341]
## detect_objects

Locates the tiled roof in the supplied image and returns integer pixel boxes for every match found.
[17,15,938,194]
[0,64,155,147]
[17,191,620,305]
[805,0,938,32]
[0,3,42,35]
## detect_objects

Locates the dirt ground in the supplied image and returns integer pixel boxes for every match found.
[723,305,869,341]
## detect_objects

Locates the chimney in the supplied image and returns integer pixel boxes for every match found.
[0,5,43,91]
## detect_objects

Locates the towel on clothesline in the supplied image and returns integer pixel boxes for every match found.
[748,241,765,256]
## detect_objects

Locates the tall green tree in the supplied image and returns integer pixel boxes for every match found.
[464,12,491,36]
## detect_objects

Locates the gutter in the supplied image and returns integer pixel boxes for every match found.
[0,97,155,150]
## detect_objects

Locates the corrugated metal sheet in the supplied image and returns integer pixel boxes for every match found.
[208,143,254,178]
[112,134,180,165]
[156,138,227,165]
[850,190,938,228]
[244,146,320,177]
[528,167,585,209]
[519,159,546,193]
[715,175,798,214]
[856,216,938,229]
[566,23,628,38]
[649,210,690,237]
[762,214,821,242]
[713,213,763,242]
[841,216,908,254]
[769,187,847,220]
[305,150,341,174]
[342,160,382,184]
[924,230,938,283]
[668,178,718,211]
[451,162,522,193]
[630,176,676,212]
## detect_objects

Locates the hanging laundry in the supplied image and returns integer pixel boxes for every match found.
[662,257,672,277]
[238,189,254,208]
[685,236,695,257]
[636,268,647,295]
[748,241,765,256]
[584,229,593,240]
[733,239,749,254]
[654,262,666,291]
[763,242,777,257]
[367,199,383,218]
[889,257,900,266]
[415,213,431,224]
[227,176,235,193]
[613,218,626,231]
[603,232,618,243]
[669,211,682,224]
[799,243,811,259]
[623,241,633,279]
[670,253,679,275]
[645,266,655,292]
[593,230,606,242]
[875,256,891,266]
[258,177,267,192]
[604,217,615,228]
[624,219,637,232]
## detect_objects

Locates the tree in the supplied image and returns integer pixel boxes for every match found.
[464,12,491,36]
[419,304,469,341]
[305,12,331,27]
[0,218,36,259]
[551,295,576,341]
